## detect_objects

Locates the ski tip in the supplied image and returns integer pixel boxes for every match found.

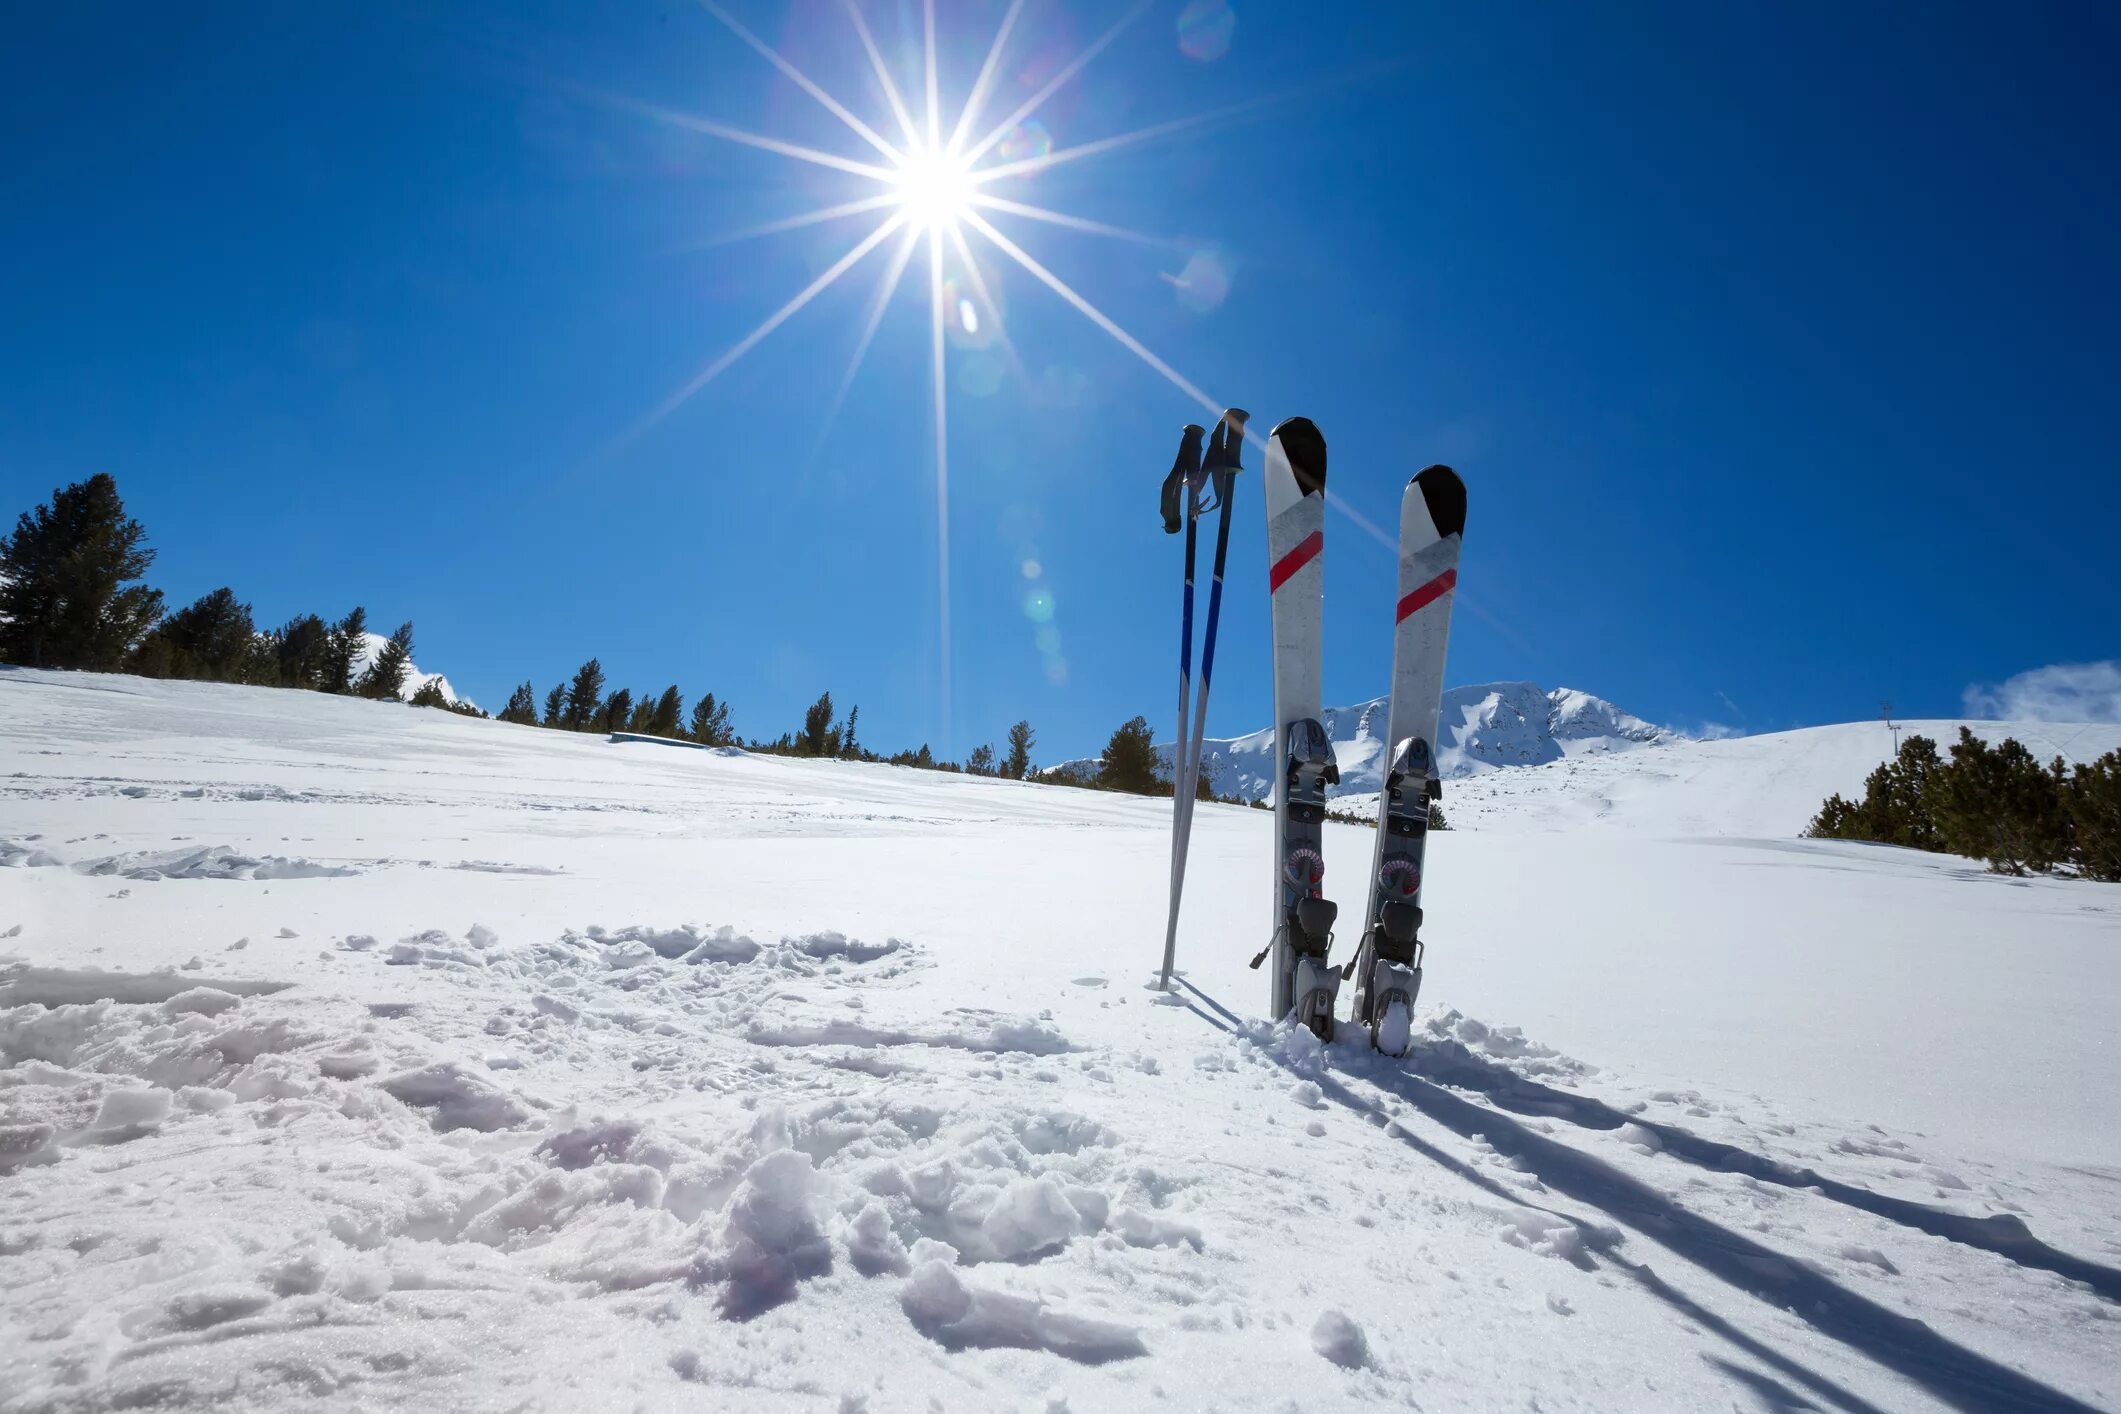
[1269,417,1327,497]
[1413,464,1466,538]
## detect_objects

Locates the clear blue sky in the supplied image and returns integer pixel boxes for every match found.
[5,1,2118,760]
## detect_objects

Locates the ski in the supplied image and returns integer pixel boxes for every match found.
[1249,416,1339,1038]
[1348,464,1467,1055]
[1159,411,1247,990]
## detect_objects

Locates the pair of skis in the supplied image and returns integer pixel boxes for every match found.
[1249,417,1466,1056]
[1158,410,1248,991]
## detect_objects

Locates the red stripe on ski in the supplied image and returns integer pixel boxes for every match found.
[1396,568,1457,622]
[1268,531,1323,593]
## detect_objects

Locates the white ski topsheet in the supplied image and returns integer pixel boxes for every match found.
[1367,469,1464,925]
[1264,420,1328,1015]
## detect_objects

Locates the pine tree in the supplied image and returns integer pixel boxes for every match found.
[136,586,257,681]
[2065,749,2121,882]
[275,614,330,689]
[801,691,835,757]
[319,607,368,694]
[542,683,566,727]
[649,685,683,738]
[1933,728,2071,874]
[966,743,996,775]
[600,687,634,733]
[0,473,163,670]
[690,691,733,746]
[358,622,415,700]
[839,704,861,759]
[499,682,539,725]
[625,691,656,733]
[563,658,605,730]
[1803,734,1943,848]
[1004,719,1035,780]
[1099,715,1159,794]
[409,678,450,709]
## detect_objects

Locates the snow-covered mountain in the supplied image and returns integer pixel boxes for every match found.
[349,631,466,707]
[1058,682,1676,800]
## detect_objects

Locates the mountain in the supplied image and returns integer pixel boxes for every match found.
[1056,682,1677,800]
[348,631,466,707]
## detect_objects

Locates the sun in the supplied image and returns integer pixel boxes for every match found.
[889,146,976,231]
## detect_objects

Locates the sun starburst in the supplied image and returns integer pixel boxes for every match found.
[608,0,1266,747]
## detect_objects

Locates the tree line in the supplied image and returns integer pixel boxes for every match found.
[0,473,457,709]
[1806,728,2121,880]
[1,472,1075,777]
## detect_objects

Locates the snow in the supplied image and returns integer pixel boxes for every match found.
[1,666,2117,1412]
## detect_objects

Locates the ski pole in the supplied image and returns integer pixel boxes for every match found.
[1159,425,1206,990]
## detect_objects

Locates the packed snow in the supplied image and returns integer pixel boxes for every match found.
[1,668,2115,1412]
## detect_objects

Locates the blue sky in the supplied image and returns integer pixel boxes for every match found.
[5,1,2118,759]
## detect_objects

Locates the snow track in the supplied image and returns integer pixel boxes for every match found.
[1,670,2115,1411]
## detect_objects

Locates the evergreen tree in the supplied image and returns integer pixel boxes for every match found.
[1004,719,1035,779]
[499,682,539,725]
[2065,749,2121,882]
[358,621,415,700]
[563,658,605,730]
[626,691,656,733]
[0,472,163,669]
[1933,728,2071,874]
[275,614,330,689]
[1099,715,1159,794]
[690,691,733,746]
[600,687,634,733]
[136,586,256,681]
[541,683,566,727]
[839,704,861,759]
[319,607,368,694]
[649,685,683,738]
[1803,734,1943,848]
[409,678,450,709]
[967,744,996,775]
[800,691,835,757]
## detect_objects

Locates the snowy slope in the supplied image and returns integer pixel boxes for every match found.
[1056,681,1675,799]
[1,669,2116,1413]
[1446,717,2121,836]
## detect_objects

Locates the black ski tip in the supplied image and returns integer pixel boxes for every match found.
[1270,416,1327,497]
[1413,464,1466,538]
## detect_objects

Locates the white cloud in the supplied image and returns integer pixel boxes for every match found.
[1962,660,2121,724]
[1693,721,1745,741]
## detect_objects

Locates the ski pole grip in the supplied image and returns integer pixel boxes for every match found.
[1160,424,1206,534]
[1220,409,1250,468]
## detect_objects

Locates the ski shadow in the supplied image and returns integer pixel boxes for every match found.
[1169,979,2101,1414]
[1406,1038,2121,1304]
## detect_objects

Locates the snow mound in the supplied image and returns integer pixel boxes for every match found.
[901,1259,1148,1363]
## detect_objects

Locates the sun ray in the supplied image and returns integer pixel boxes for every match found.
[945,221,1026,379]
[697,0,904,165]
[943,0,1026,157]
[963,209,1222,422]
[926,224,953,752]
[922,0,942,152]
[588,87,898,180]
[968,193,1183,249]
[808,222,924,465]
[970,96,1267,185]
[674,192,901,252]
[841,0,921,151]
[960,0,1152,167]
[620,213,907,450]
